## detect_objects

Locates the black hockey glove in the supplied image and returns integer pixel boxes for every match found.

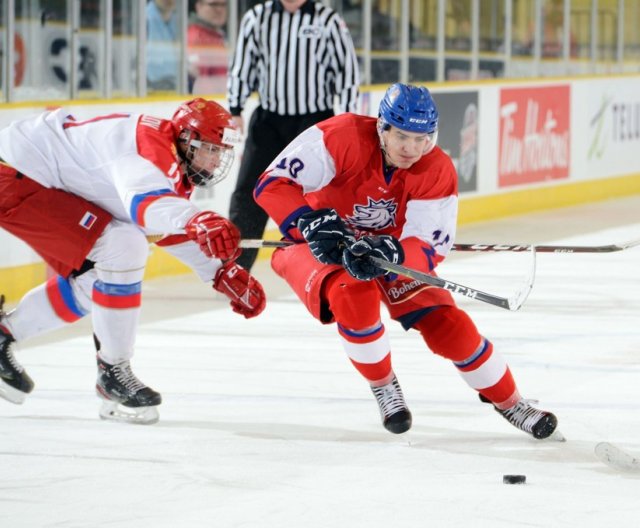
[297,208,355,265]
[342,235,405,281]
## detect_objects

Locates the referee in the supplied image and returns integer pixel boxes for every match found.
[227,0,360,270]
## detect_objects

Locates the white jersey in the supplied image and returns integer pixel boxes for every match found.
[0,109,198,235]
[0,109,221,282]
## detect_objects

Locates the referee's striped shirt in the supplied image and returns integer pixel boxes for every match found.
[228,0,360,117]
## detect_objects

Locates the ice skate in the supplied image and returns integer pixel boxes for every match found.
[371,375,412,434]
[480,394,558,440]
[0,297,34,404]
[96,357,162,425]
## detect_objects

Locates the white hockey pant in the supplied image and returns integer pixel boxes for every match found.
[4,221,148,365]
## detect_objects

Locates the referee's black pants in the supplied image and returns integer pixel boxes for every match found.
[229,107,334,271]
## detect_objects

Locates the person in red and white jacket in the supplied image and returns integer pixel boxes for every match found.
[187,0,229,94]
[0,99,265,424]
[255,83,559,440]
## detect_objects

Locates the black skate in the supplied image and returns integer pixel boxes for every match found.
[371,375,412,434]
[480,394,559,440]
[96,357,162,425]
[0,296,34,404]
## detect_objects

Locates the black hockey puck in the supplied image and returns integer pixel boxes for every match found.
[503,474,526,484]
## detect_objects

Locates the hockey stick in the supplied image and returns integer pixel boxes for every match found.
[367,253,535,311]
[240,239,536,311]
[452,239,640,253]
[240,238,640,254]
[594,442,640,472]
[240,240,298,249]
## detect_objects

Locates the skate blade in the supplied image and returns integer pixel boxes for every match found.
[99,400,159,425]
[545,429,566,442]
[0,380,27,404]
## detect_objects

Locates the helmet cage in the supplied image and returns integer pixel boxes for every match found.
[172,98,238,188]
[179,129,235,188]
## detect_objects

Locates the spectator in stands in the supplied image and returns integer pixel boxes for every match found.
[147,0,179,91]
[188,0,229,94]
[526,0,578,58]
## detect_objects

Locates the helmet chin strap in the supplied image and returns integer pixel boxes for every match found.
[381,149,396,169]
[176,130,210,187]
[422,130,438,155]
[377,119,395,168]
[378,139,397,170]
[174,142,193,184]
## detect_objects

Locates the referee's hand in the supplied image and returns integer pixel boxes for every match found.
[231,115,244,135]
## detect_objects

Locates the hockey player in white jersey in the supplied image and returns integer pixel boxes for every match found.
[0,99,266,424]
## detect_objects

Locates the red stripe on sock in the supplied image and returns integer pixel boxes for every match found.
[45,277,83,322]
[349,353,392,382]
[92,289,141,309]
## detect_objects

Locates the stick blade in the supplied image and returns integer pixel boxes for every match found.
[618,238,640,251]
[506,246,537,311]
[594,442,640,472]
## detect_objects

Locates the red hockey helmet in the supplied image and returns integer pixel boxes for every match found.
[172,98,239,187]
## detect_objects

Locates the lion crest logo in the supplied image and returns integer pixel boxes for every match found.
[347,197,397,230]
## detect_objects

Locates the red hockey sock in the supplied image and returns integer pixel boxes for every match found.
[415,306,520,406]
[325,272,392,383]
[347,351,393,385]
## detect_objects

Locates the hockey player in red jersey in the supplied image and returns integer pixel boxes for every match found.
[255,83,558,439]
[0,99,266,424]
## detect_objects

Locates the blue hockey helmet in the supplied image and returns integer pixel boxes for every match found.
[378,83,439,134]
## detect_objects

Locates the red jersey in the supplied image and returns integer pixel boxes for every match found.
[255,113,459,273]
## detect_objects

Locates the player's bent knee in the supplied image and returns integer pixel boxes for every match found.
[414,306,482,361]
[325,273,381,328]
[89,221,149,284]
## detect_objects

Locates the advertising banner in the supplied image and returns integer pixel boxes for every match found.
[580,78,640,179]
[432,91,479,193]
[498,85,571,187]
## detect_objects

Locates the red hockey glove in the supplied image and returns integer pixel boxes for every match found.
[213,261,266,319]
[186,211,241,261]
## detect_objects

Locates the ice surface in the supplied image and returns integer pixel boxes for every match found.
[2,220,640,527]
